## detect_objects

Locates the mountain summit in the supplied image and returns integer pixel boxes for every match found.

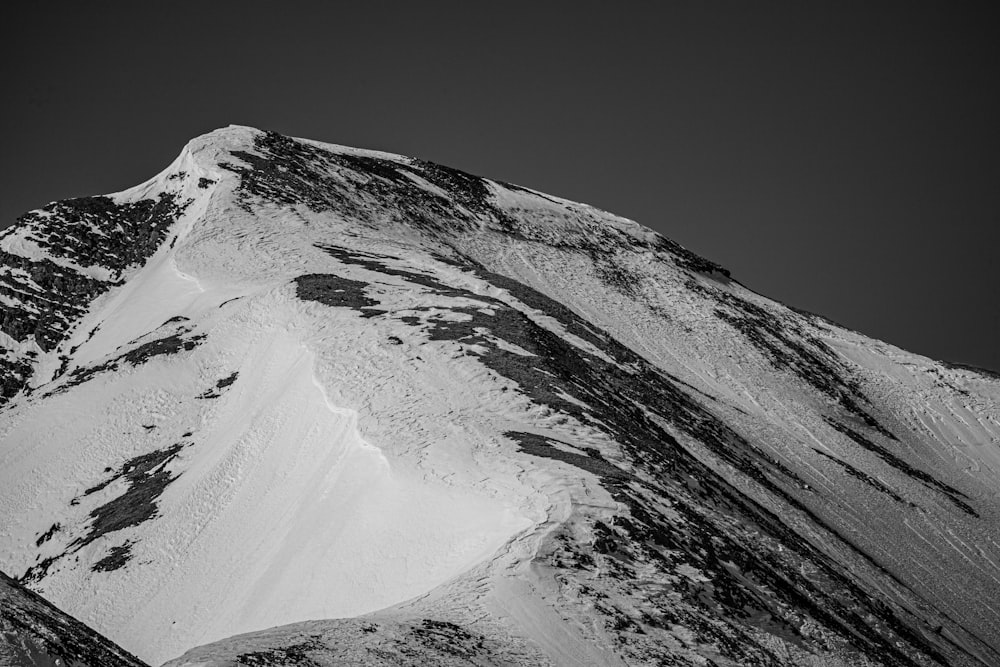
[1,126,998,666]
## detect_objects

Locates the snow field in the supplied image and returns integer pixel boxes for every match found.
[1,288,538,664]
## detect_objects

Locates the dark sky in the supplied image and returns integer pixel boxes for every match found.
[2,3,997,371]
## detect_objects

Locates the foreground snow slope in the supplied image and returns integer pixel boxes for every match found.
[2,126,999,666]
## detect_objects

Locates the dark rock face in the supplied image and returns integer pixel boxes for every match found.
[75,443,186,549]
[0,250,106,353]
[0,192,191,406]
[0,353,33,406]
[21,442,187,584]
[196,371,239,399]
[701,280,894,438]
[13,194,188,274]
[219,131,497,236]
[219,131,733,279]
[0,249,106,402]
[0,569,148,667]
[823,417,977,516]
[294,273,385,317]
[91,543,134,573]
[46,331,206,397]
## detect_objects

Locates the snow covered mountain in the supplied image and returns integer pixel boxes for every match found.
[2,126,999,666]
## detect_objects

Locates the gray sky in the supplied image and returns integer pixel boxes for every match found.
[2,2,997,370]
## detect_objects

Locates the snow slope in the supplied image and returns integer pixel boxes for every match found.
[2,126,999,666]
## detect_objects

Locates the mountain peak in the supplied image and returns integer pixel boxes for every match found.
[2,128,999,666]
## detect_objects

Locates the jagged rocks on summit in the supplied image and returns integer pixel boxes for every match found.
[1,126,1000,667]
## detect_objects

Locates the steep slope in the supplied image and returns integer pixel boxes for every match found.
[1,568,147,666]
[1,127,999,666]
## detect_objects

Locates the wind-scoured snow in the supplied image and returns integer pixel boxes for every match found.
[0,256,534,662]
[2,126,1000,667]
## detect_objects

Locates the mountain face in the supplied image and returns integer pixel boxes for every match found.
[1,126,999,667]
[0,569,147,666]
